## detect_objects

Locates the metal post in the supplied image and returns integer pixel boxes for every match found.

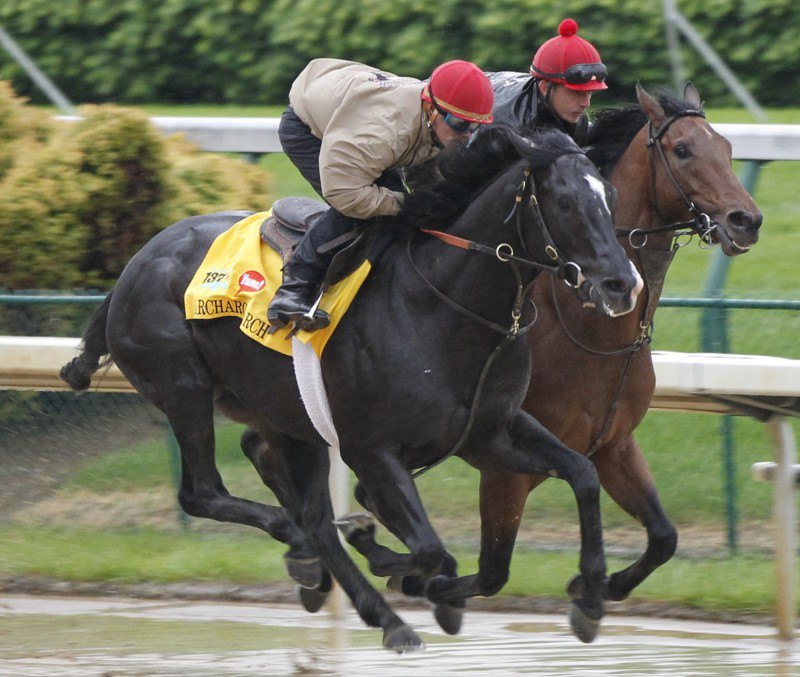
[0,24,77,115]
[662,0,687,93]
[767,417,798,640]
[662,5,767,121]
[720,415,737,552]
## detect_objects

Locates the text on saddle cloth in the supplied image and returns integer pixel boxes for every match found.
[183,210,371,357]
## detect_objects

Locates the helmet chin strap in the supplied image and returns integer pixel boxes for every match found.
[538,79,555,110]
[425,107,444,149]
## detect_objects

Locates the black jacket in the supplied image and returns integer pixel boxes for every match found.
[487,71,589,145]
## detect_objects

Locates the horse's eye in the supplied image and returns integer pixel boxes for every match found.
[557,196,571,209]
[674,143,692,159]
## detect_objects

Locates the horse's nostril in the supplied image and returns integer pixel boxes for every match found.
[601,278,630,297]
[728,209,763,232]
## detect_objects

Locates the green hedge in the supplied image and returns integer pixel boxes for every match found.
[0,1,797,106]
[0,82,272,291]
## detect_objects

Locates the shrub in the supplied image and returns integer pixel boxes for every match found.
[0,84,273,291]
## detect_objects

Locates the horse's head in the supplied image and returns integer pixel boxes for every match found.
[636,82,762,256]
[512,129,642,317]
[399,127,641,318]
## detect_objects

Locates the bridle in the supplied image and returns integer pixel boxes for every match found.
[614,109,717,250]
[414,160,588,337]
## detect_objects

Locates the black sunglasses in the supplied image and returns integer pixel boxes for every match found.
[429,90,482,134]
[531,62,607,86]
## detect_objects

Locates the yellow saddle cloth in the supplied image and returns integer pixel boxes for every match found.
[184,211,371,357]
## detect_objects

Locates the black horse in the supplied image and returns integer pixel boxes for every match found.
[62,127,641,652]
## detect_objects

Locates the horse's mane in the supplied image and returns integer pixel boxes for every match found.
[397,126,578,231]
[585,90,706,177]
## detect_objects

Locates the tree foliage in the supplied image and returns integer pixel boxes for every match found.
[0,0,796,106]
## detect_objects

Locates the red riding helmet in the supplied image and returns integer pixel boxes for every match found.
[531,18,608,92]
[422,60,494,124]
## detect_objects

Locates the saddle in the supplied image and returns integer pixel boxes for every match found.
[260,196,328,265]
[260,196,384,288]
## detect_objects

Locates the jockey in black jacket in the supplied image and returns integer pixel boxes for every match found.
[488,18,607,144]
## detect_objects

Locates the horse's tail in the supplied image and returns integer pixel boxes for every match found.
[60,292,113,392]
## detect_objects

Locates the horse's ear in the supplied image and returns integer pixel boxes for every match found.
[683,81,702,109]
[636,82,665,127]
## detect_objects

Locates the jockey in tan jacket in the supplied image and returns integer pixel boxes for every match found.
[268,58,494,332]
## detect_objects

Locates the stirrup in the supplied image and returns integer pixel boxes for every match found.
[267,291,331,335]
[268,310,330,337]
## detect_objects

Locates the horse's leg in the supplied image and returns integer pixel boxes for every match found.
[401,469,546,603]
[343,450,455,582]
[165,392,324,587]
[428,412,607,643]
[268,434,424,652]
[239,427,332,613]
[334,482,455,578]
[338,482,465,636]
[109,292,319,588]
[592,434,677,601]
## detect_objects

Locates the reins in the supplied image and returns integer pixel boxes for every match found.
[420,164,587,291]
[409,162,575,478]
[407,238,538,337]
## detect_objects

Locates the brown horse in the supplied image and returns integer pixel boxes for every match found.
[415,83,762,606]
[343,83,762,611]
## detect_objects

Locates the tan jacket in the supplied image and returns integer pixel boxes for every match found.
[289,59,439,218]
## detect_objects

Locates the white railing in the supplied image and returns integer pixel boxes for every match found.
[54,115,800,161]
[146,118,800,161]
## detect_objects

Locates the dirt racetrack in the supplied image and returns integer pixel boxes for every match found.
[2,594,798,676]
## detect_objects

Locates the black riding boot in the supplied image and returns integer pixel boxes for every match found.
[267,208,357,331]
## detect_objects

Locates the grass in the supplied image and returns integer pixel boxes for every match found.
[0,521,779,615]
[48,415,780,532]
[0,525,289,584]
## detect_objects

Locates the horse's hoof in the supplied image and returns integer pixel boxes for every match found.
[569,601,602,644]
[296,570,333,613]
[297,585,329,613]
[284,554,323,589]
[387,575,403,592]
[382,625,425,653]
[390,575,425,598]
[433,602,464,635]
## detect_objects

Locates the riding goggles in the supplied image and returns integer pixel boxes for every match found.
[530,62,608,86]
[430,95,482,134]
